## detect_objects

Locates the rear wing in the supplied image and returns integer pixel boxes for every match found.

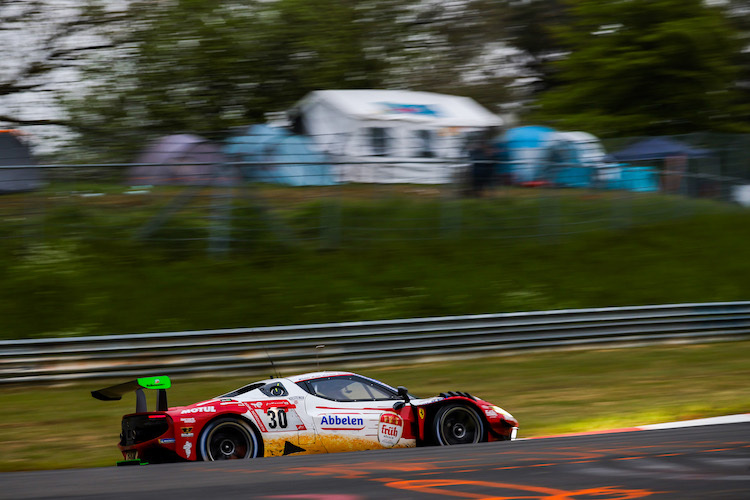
[92,376,171,413]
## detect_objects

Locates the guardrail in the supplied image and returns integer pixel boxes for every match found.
[2,301,750,384]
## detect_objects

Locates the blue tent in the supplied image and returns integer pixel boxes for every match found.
[501,125,556,148]
[225,124,336,186]
[494,126,557,183]
[608,137,711,162]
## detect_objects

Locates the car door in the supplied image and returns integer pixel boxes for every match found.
[237,380,325,456]
[301,375,413,452]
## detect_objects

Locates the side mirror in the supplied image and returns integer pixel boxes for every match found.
[397,386,411,402]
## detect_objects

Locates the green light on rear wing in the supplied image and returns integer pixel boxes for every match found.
[92,376,171,413]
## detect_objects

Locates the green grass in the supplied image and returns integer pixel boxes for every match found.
[1,206,749,339]
[1,340,748,471]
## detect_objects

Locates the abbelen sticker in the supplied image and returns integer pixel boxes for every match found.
[378,413,403,447]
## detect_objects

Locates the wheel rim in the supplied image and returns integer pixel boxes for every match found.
[205,422,254,460]
[438,406,482,445]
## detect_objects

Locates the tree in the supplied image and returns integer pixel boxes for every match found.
[0,0,129,142]
[501,0,568,95]
[386,1,523,111]
[62,0,421,160]
[530,0,748,136]
[721,0,750,105]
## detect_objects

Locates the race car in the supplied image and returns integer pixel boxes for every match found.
[92,371,518,465]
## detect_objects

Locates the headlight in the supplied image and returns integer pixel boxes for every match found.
[490,405,515,421]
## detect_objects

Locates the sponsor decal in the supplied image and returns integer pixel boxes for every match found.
[137,376,171,390]
[378,413,403,448]
[484,409,498,418]
[418,408,426,420]
[181,406,216,414]
[180,417,196,424]
[378,102,442,117]
[158,438,175,444]
[320,414,365,428]
[181,426,194,437]
[252,405,305,432]
[183,441,192,459]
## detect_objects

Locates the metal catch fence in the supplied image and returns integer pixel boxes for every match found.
[0,160,748,255]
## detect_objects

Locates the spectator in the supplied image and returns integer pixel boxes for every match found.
[467,134,496,196]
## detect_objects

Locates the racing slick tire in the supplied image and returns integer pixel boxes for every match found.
[198,417,261,461]
[432,404,485,446]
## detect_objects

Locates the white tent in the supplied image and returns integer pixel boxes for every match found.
[291,89,502,184]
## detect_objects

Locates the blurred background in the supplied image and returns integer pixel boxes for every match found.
[2,0,750,340]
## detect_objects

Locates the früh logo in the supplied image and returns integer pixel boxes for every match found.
[378,413,403,447]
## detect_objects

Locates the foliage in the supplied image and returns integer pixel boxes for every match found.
[0,0,134,151]
[0,184,748,340]
[60,0,540,160]
[62,0,416,161]
[531,0,750,136]
[7,0,750,154]
[500,0,568,96]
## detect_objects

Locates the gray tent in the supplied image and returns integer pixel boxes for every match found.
[608,137,711,162]
[0,130,42,193]
[130,134,239,186]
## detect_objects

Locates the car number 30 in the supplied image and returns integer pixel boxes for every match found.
[266,408,288,429]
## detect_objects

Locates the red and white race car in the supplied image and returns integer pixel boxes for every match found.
[92,371,518,464]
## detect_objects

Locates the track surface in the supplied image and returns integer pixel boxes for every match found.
[2,421,749,499]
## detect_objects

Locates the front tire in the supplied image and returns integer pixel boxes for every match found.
[198,418,260,461]
[433,404,485,445]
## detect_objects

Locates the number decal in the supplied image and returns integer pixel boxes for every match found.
[267,409,277,428]
[266,408,288,429]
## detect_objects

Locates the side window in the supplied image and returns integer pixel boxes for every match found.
[415,130,435,158]
[301,376,399,402]
[368,127,391,156]
[220,382,264,398]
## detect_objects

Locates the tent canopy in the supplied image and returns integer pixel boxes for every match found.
[608,137,711,162]
[225,124,335,186]
[130,134,238,186]
[297,89,503,128]
[500,125,556,148]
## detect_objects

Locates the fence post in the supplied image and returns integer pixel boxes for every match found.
[208,164,234,257]
[538,184,560,243]
[321,195,342,249]
[442,161,462,239]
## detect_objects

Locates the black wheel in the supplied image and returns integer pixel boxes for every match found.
[198,418,260,461]
[433,404,485,445]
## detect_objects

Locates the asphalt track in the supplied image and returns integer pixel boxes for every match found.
[2,420,749,500]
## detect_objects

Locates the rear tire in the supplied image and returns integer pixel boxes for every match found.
[433,404,485,445]
[198,417,260,461]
